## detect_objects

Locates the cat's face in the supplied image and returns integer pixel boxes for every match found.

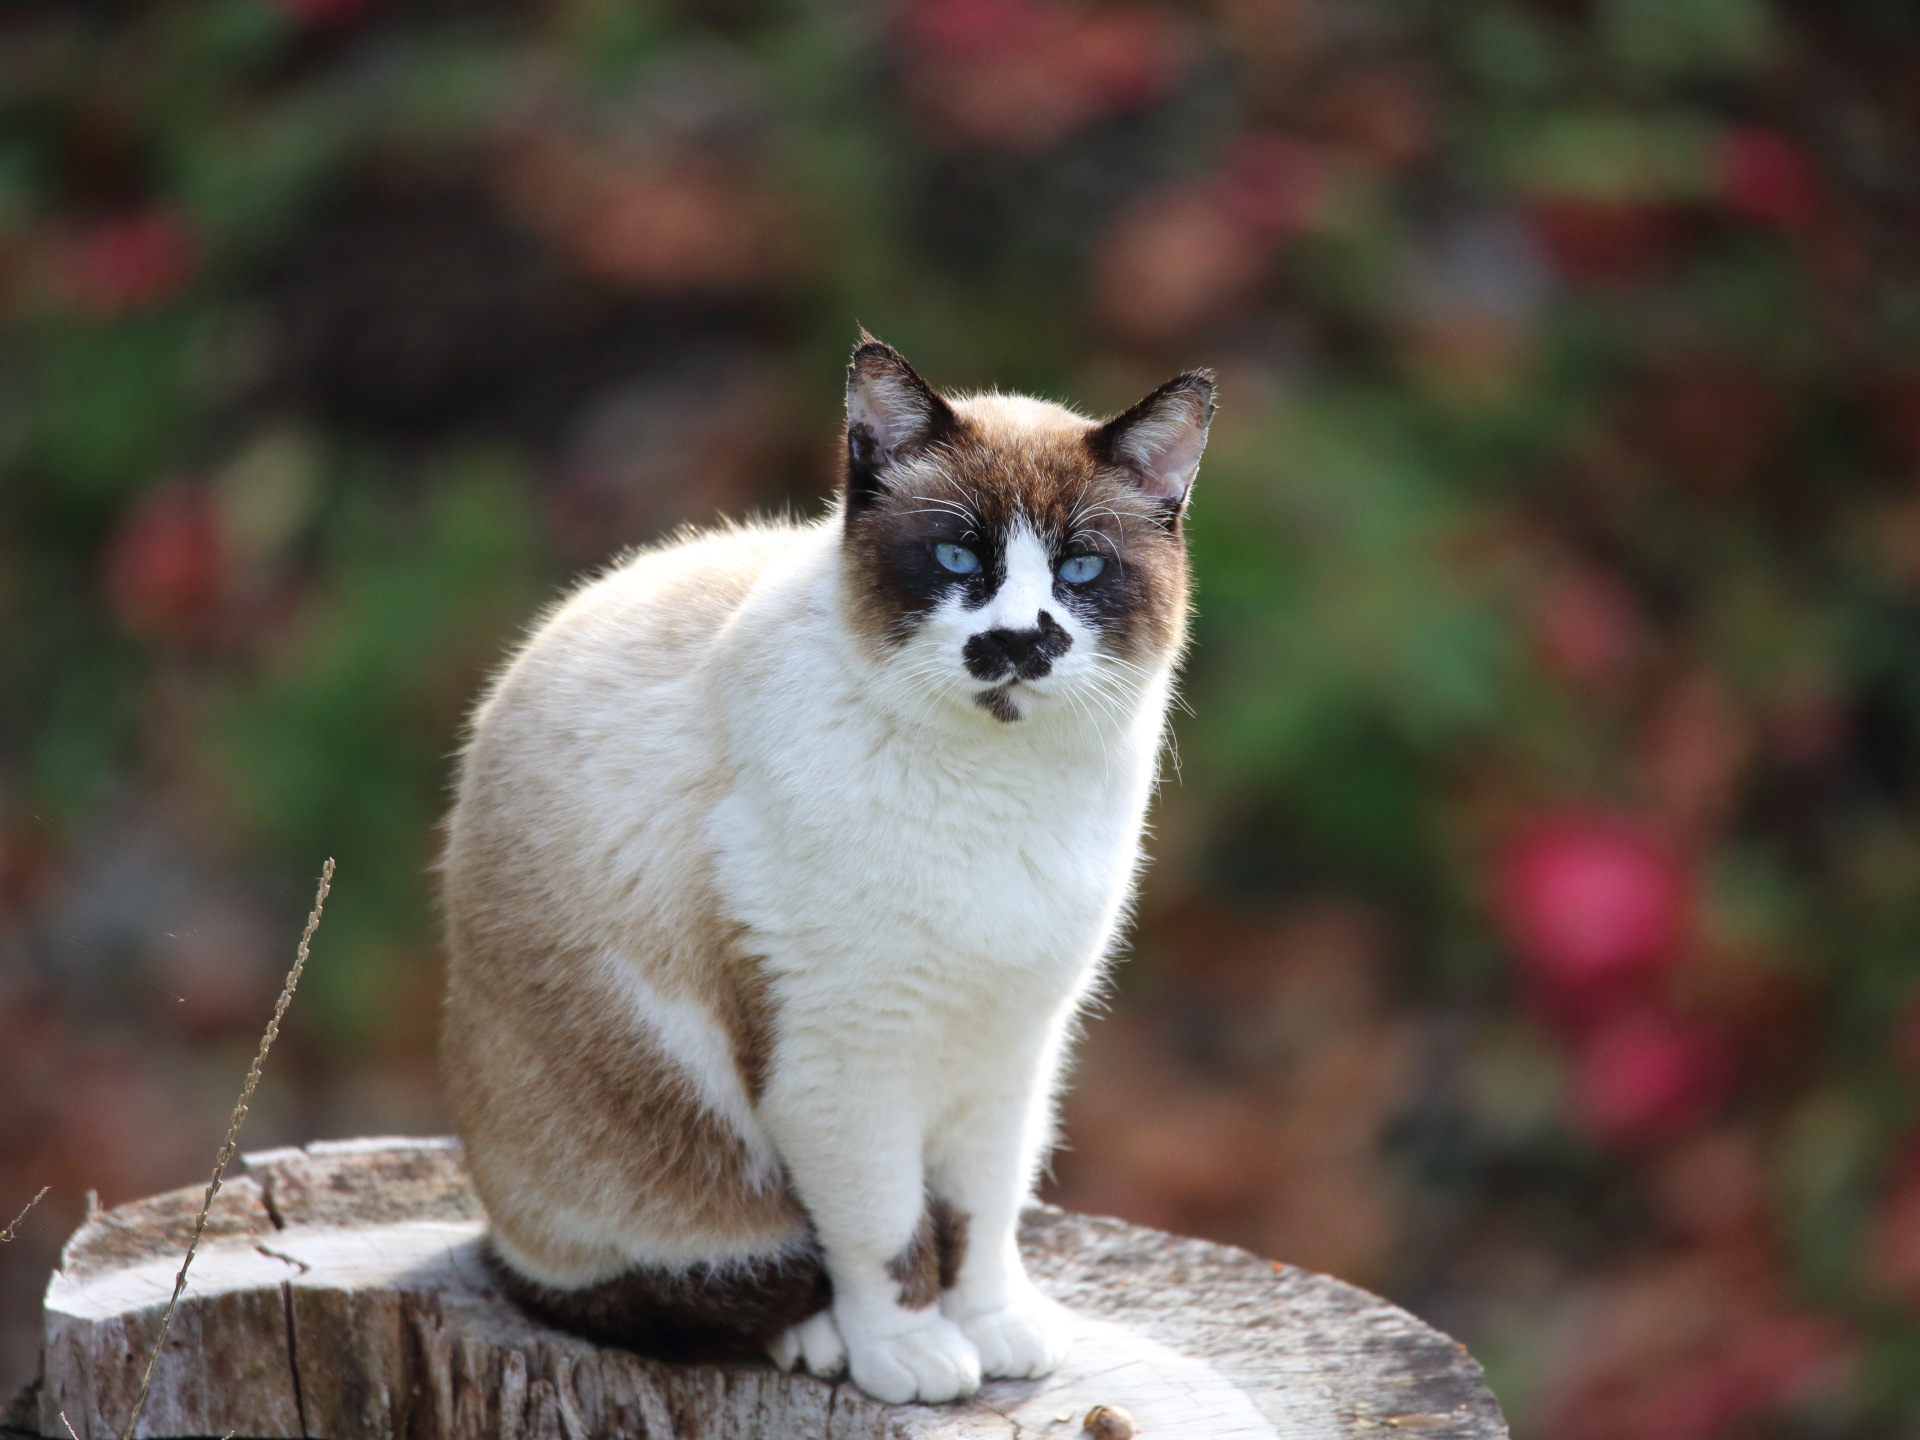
[839,340,1212,726]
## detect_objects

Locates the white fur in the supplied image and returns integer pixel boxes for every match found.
[453,449,1179,1400]
[701,521,1165,1399]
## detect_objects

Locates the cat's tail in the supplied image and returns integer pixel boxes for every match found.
[483,1233,832,1361]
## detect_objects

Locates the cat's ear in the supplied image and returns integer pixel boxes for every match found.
[845,335,958,516]
[1088,370,1216,522]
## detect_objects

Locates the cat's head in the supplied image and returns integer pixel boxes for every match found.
[838,336,1212,727]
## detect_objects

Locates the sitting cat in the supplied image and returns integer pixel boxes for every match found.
[439,337,1212,1404]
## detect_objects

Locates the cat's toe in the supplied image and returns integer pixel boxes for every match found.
[953,1292,1071,1380]
[770,1309,847,1377]
[846,1317,982,1404]
[795,1308,847,1376]
[768,1324,802,1372]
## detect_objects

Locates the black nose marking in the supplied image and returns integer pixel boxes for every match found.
[963,610,1073,682]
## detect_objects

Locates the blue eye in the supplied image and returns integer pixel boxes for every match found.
[1058,554,1106,584]
[934,543,981,575]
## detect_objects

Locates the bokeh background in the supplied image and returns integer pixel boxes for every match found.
[4,0,1920,1433]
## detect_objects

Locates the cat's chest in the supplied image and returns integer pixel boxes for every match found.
[711,728,1145,968]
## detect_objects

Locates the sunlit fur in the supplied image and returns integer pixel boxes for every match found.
[440,343,1212,1404]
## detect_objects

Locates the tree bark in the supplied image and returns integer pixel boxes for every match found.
[23,1137,1507,1439]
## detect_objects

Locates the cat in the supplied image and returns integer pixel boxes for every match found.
[439,336,1213,1404]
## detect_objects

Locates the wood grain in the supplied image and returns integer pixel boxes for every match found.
[20,1138,1506,1440]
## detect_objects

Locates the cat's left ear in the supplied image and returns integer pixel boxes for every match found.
[1088,370,1217,522]
[845,335,958,516]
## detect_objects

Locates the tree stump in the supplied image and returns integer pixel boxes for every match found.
[21,1137,1507,1439]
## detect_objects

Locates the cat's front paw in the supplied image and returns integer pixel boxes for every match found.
[843,1314,982,1404]
[949,1288,1071,1380]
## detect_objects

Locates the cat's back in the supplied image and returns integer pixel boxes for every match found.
[441,521,817,1279]
[447,519,815,921]
[493,520,802,714]
[464,521,806,768]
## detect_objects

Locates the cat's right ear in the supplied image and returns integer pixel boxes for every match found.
[845,336,958,517]
[1087,370,1216,527]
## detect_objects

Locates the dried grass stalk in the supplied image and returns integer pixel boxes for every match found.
[118,857,334,1440]
[1,1185,47,1243]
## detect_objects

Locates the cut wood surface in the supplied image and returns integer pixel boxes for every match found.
[25,1137,1507,1440]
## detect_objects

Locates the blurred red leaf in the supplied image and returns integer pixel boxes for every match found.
[1091,182,1270,341]
[499,139,791,294]
[1648,1130,1772,1246]
[103,482,225,644]
[1524,198,1682,287]
[899,0,1046,54]
[1868,1137,1920,1306]
[1531,565,1644,689]
[1544,1245,1853,1440]
[1602,1314,1851,1440]
[1090,134,1329,341]
[1635,672,1753,838]
[1217,133,1331,238]
[1644,355,1790,497]
[51,211,197,317]
[898,0,1190,151]
[1714,128,1824,233]
[1314,64,1435,171]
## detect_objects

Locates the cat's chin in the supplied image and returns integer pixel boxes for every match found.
[973,683,1026,724]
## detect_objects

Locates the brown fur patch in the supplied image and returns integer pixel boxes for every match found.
[440,525,807,1287]
[714,947,778,1106]
[443,934,804,1281]
[934,1200,969,1291]
[886,1198,971,1310]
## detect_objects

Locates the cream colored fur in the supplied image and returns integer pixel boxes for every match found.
[441,388,1194,1404]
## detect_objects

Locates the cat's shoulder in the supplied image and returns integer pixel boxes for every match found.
[531,517,820,651]
[586,517,818,612]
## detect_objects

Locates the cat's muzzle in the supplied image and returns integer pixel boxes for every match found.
[962,612,1072,683]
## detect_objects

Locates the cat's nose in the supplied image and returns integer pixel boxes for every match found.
[963,611,1072,681]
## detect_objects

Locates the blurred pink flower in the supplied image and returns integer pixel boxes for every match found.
[1715,128,1824,233]
[1496,812,1691,997]
[103,482,225,645]
[52,211,197,316]
[1570,1008,1727,1150]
